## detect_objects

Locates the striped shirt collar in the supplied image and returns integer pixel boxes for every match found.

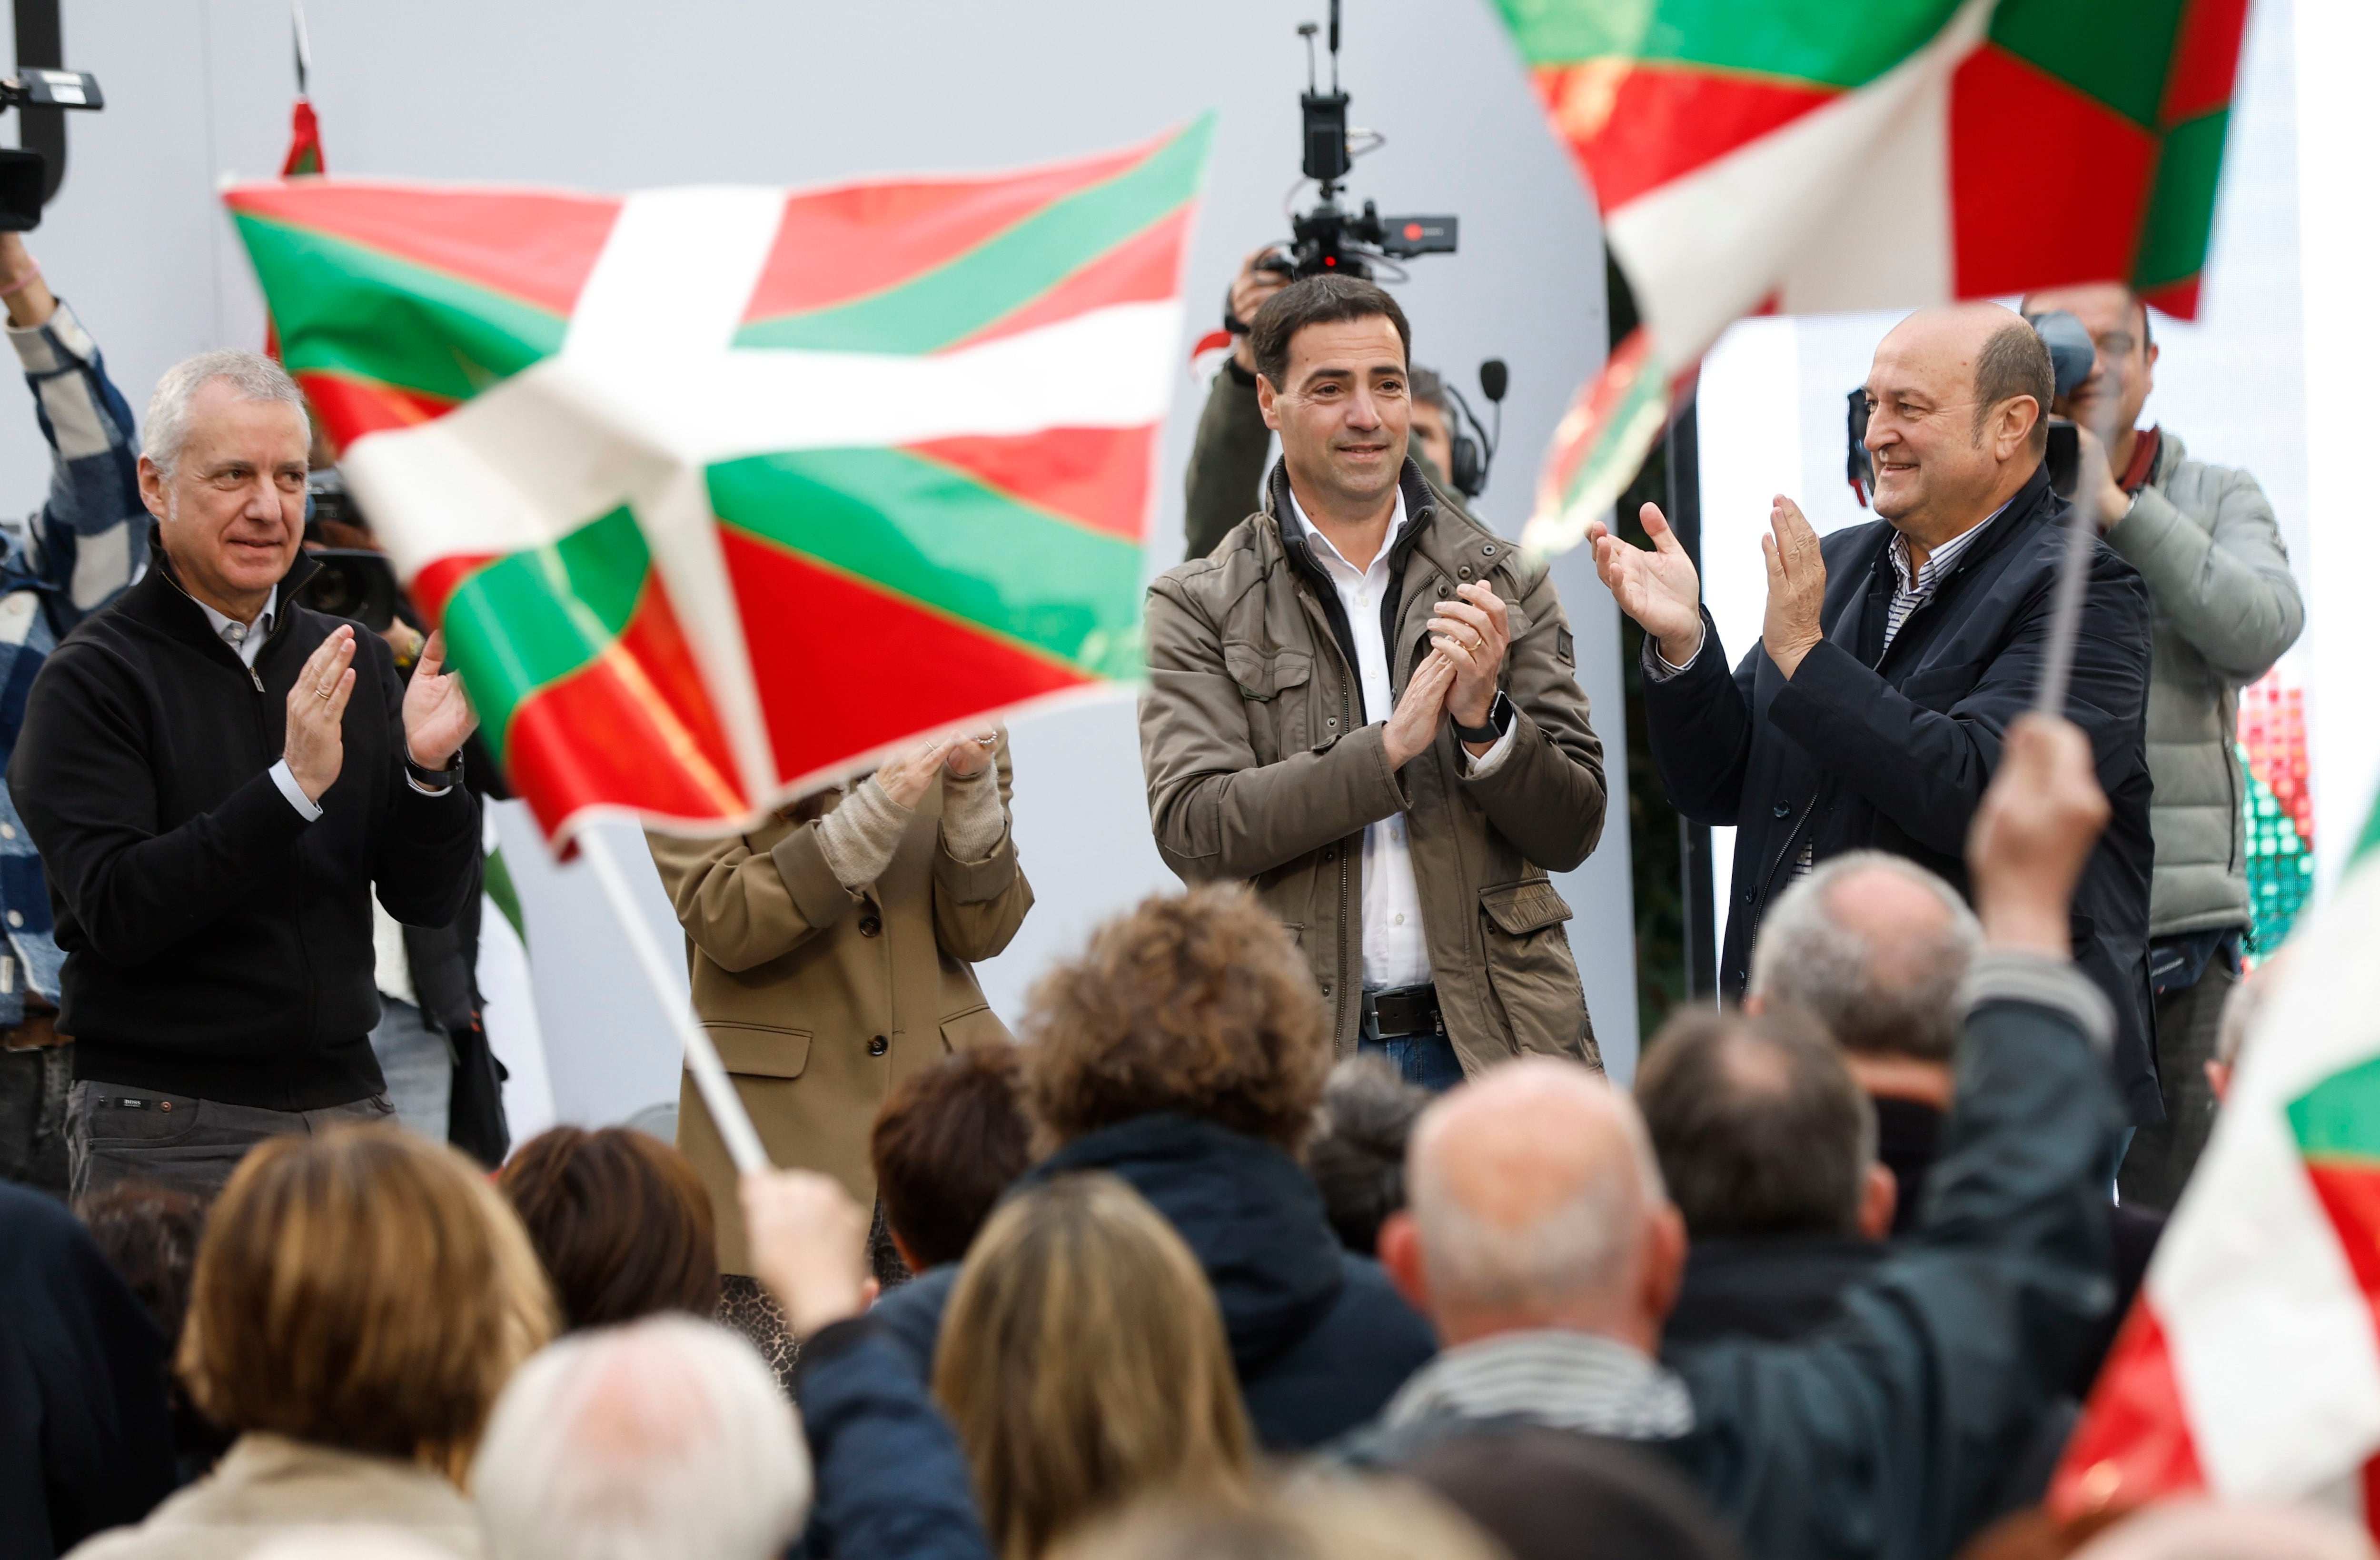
[1882,496,2013,650]
[1379,1328,1695,1441]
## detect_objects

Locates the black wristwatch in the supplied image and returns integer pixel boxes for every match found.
[1453,691,1514,745]
[405,749,464,792]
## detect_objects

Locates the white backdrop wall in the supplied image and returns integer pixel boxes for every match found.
[1693,0,2318,927]
[0,0,1633,1126]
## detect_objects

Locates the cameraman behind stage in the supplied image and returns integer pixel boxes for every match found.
[2022,283,2304,1213]
[1184,246,1477,561]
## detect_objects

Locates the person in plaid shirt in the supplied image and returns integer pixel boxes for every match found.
[0,230,146,1196]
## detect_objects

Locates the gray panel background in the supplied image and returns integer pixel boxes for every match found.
[0,0,1630,1126]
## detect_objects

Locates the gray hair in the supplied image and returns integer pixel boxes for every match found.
[474,1315,811,1560]
[1749,851,1981,1061]
[1407,1079,1666,1315]
[141,349,307,480]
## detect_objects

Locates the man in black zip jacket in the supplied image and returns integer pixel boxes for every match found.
[8,350,481,1202]
[1589,302,2158,1125]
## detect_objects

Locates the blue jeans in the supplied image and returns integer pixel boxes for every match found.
[1359,1026,1467,1093]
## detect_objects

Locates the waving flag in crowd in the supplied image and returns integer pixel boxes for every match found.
[2050,797,2380,1531]
[222,122,1211,845]
[1490,0,2253,555]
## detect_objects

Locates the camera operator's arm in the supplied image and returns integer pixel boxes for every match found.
[2088,440,2302,685]
[0,231,142,621]
[1182,248,1287,561]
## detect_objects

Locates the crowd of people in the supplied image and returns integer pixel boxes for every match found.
[0,193,2347,1560]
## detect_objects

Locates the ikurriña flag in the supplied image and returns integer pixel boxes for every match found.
[1489,0,2252,555]
[2050,793,2380,1531]
[222,119,1213,845]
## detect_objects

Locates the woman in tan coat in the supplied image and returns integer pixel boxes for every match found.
[647,728,1032,1365]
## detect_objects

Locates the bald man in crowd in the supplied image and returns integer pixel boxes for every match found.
[1591,301,2158,1127]
[1352,714,2130,1560]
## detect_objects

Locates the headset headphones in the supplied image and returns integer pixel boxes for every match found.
[1432,359,1508,500]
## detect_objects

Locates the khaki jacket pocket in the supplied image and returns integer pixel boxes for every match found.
[1477,879,1590,1061]
[940,1004,1014,1055]
[1224,645,1314,765]
[707,1022,813,1080]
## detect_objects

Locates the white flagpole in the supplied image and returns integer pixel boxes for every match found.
[576,825,771,1174]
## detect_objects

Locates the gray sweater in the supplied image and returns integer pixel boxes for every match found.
[2103,430,2303,939]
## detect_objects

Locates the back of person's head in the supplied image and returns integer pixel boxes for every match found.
[1305,1055,1428,1256]
[1051,1473,1502,1560]
[1747,851,1980,1060]
[497,1126,719,1331]
[2067,1500,2377,1560]
[76,1179,208,1343]
[935,1172,1250,1560]
[475,1315,809,1560]
[1634,1005,1880,1239]
[1388,1057,1673,1339]
[179,1124,556,1477]
[872,1047,1035,1271]
[1023,886,1329,1153]
[1401,1427,1743,1560]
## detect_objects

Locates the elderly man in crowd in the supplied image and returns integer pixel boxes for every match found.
[1142,274,1607,1090]
[2023,282,2303,1211]
[9,350,482,1202]
[1746,850,1980,1231]
[1351,713,2129,1560]
[1634,1006,1896,1346]
[1593,302,2157,1128]
[475,1316,812,1560]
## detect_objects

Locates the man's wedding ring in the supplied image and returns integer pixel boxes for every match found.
[315,686,334,701]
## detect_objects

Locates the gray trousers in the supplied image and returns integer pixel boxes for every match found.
[368,997,454,1145]
[2117,952,2237,1213]
[67,1081,395,1205]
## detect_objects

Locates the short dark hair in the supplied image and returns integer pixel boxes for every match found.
[1973,319,2054,455]
[1409,365,1449,416]
[1305,1054,1428,1256]
[1247,275,1412,394]
[873,1047,1035,1270]
[497,1125,720,1331]
[1634,1006,1874,1239]
[1024,886,1331,1153]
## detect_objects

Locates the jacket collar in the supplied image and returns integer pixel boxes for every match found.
[1866,458,2057,592]
[1027,1112,1347,1374]
[1265,457,1440,597]
[125,523,321,661]
[1378,1328,1695,1441]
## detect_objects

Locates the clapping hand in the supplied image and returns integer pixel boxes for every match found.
[875,735,955,808]
[401,631,478,770]
[1383,651,1458,770]
[943,726,1000,781]
[1588,503,1704,668]
[1759,496,1827,679]
[285,626,357,804]
[1428,582,1511,745]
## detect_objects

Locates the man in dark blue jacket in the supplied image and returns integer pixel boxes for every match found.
[870,885,1437,1449]
[1589,303,2157,1123]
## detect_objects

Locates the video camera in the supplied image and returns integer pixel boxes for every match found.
[0,67,102,231]
[1267,0,1457,282]
[1845,309,2097,505]
[295,470,407,634]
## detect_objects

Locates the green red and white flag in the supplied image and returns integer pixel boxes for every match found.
[223,121,1211,845]
[2050,795,2380,1531]
[1489,0,2252,554]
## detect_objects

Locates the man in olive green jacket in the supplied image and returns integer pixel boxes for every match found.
[1140,276,1606,1084]
[2028,284,2305,1210]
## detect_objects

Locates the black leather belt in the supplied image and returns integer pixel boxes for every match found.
[1362,983,1443,1039]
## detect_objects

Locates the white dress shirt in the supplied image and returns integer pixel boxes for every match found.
[1282,488,1515,990]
